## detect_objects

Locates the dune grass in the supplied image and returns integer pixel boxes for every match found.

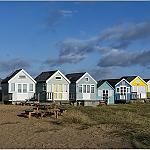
[62,103,150,148]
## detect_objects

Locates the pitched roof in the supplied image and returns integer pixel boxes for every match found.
[97,80,106,87]
[120,76,137,82]
[66,72,86,83]
[97,79,120,88]
[106,79,120,88]
[1,69,22,84]
[35,70,57,83]
[143,79,150,82]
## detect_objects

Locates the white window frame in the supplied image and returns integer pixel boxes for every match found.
[87,85,90,93]
[18,75,26,79]
[58,84,62,92]
[23,84,27,93]
[11,83,15,92]
[79,85,82,93]
[91,85,95,93]
[55,76,62,80]
[29,84,33,92]
[83,85,87,93]
[18,84,22,93]
[85,77,89,82]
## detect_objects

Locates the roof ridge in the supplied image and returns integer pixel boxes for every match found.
[66,72,86,75]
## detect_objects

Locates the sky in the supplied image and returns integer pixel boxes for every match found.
[0,1,150,80]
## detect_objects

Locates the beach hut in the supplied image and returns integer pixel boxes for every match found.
[66,72,97,106]
[35,70,70,103]
[115,78,132,103]
[97,80,115,105]
[1,69,36,104]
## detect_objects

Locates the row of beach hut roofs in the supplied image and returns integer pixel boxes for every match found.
[0,69,150,106]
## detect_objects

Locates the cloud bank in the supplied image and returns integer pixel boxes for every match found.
[0,58,30,73]
[45,21,150,70]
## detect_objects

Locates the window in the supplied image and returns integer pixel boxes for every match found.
[56,84,58,92]
[29,84,33,91]
[87,85,90,93]
[43,83,46,91]
[117,87,119,93]
[58,84,62,92]
[102,90,108,101]
[19,75,26,79]
[11,83,15,92]
[136,79,140,84]
[56,76,61,80]
[53,93,57,99]
[83,85,86,93]
[127,87,130,93]
[122,81,125,85]
[52,84,56,92]
[23,84,27,93]
[64,84,68,92]
[121,87,123,95]
[91,85,95,93]
[85,77,89,82]
[79,85,82,93]
[58,93,62,99]
[18,84,22,93]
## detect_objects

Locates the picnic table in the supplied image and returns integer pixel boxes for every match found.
[22,105,61,119]
[24,109,37,119]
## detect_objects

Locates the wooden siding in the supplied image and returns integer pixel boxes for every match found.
[97,81,114,105]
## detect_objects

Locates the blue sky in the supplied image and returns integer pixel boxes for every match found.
[0,1,150,80]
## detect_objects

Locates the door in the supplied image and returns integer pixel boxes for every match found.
[102,90,108,103]
[120,86,127,100]
[62,84,69,100]
[139,86,146,99]
[52,84,63,100]
[82,85,90,100]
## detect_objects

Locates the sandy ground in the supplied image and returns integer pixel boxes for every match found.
[0,104,133,149]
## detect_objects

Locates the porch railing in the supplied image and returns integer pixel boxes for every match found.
[46,92,53,100]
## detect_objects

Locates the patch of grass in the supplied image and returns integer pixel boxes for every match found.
[63,102,150,148]
[62,109,92,125]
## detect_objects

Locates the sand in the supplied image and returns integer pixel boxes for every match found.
[0,104,133,149]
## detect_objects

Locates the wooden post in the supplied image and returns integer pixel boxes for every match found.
[38,93,40,103]
[28,112,32,119]
[53,110,58,119]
